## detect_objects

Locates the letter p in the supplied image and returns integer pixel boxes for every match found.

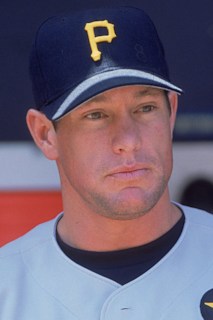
[84,20,117,62]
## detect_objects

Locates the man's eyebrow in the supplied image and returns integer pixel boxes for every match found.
[86,94,108,104]
[134,88,162,98]
[86,88,159,103]
[80,87,162,108]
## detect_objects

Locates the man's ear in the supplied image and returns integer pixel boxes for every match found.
[168,92,178,135]
[26,109,58,160]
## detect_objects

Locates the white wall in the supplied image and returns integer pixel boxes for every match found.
[0,142,60,190]
[1,142,213,203]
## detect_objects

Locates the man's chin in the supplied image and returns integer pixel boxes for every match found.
[97,197,154,221]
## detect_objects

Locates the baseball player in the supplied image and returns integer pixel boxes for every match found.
[1,6,213,320]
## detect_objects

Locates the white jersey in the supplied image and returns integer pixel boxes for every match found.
[1,204,213,320]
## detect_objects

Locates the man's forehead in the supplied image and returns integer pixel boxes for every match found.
[79,86,164,107]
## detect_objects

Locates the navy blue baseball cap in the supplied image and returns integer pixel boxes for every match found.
[29,6,182,120]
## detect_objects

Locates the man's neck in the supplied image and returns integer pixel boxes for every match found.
[57,196,182,252]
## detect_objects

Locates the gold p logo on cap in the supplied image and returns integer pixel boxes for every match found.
[85,20,117,62]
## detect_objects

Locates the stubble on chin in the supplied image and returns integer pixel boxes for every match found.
[85,176,168,221]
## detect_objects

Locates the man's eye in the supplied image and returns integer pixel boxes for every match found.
[86,112,106,120]
[138,105,155,113]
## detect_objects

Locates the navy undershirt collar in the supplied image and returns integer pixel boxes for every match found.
[56,214,185,284]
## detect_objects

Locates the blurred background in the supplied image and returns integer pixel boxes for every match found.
[1,0,213,245]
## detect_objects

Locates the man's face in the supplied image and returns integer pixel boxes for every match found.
[54,85,177,220]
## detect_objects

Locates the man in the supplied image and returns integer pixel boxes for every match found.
[1,6,213,320]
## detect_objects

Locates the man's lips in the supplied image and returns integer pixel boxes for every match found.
[107,165,149,181]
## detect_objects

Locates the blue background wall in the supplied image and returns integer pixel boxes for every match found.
[1,0,213,141]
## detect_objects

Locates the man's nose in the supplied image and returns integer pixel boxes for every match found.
[111,115,142,154]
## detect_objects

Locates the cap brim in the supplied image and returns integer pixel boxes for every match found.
[43,69,183,120]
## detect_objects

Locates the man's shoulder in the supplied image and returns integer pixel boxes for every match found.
[178,204,213,241]
[180,204,213,225]
[0,214,60,259]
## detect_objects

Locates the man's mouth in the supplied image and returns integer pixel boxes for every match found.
[108,165,149,181]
